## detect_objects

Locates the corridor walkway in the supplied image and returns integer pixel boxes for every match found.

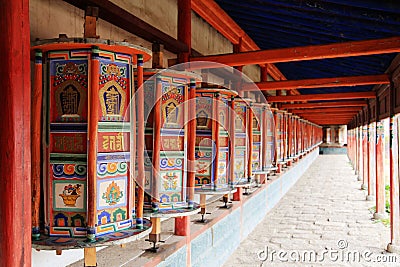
[224,155,395,266]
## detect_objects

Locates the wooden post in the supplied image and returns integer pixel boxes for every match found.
[212,94,221,189]
[229,97,236,186]
[84,6,99,38]
[84,248,97,267]
[187,80,196,207]
[0,0,31,265]
[388,115,400,252]
[175,0,192,237]
[136,54,145,229]
[31,50,43,240]
[87,46,100,241]
[374,121,388,219]
[152,78,162,211]
[361,125,369,190]
[247,104,253,179]
[177,0,191,63]
[129,58,136,221]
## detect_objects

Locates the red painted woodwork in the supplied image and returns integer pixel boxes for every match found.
[174,216,190,236]
[268,91,376,102]
[191,37,400,66]
[376,122,386,215]
[178,0,191,63]
[32,52,42,234]
[136,56,145,227]
[0,0,31,265]
[191,0,301,96]
[245,74,389,91]
[281,101,368,109]
[291,107,362,114]
[87,50,100,232]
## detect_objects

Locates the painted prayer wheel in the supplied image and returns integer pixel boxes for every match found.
[232,97,254,185]
[251,103,276,178]
[140,69,201,215]
[30,38,152,249]
[195,88,238,190]
[274,109,285,164]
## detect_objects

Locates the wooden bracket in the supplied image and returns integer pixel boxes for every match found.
[84,6,99,38]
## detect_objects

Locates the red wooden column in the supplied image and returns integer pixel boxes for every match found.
[87,47,100,241]
[361,125,369,190]
[175,0,191,237]
[388,115,400,253]
[374,121,388,219]
[31,50,43,240]
[366,122,376,201]
[0,0,31,265]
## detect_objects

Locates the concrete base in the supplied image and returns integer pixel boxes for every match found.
[373,212,388,220]
[361,184,368,190]
[357,175,362,181]
[387,243,400,254]
[366,195,375,201]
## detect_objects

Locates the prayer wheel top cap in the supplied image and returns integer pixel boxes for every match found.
[234,97,254,105]
[141,68,202,81]
[31,37,152,63]
[196,88,238,97]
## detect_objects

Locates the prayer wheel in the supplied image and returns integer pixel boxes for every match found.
[31,38,152,249]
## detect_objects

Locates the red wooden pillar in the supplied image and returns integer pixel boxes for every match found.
[374,121,387,219]
[388,115,400,252]
[0,0,31,265]
[367,123,376,201]
[361,125,369,190]
[175,0,191,236]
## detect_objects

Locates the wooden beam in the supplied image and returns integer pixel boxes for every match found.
[281,101,367,109]
[244,74,390,91]
[63,0,188,54]
[190,37,400,66]
[290,107,363,114]
[268,91,376,102]
[0,0,32,265]
[191,0,295,92]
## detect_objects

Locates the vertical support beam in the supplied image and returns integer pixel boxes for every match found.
[87,46,100,241]
[175,0,192,237]
[31,50,43,240]
[387,115,400,252]
[177,0,191,63]
[152,78,162,211]
[136,55,145,229]
[247,103,253,179]
[187,80,196,207]
[212,93,221,189]
[0,0,31,265]
[84,248,97,267]
[361,125,369,190]
[374,121,388,219]
[366,122,376,201]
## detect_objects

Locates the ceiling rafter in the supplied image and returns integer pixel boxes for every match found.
[244,74,389,91]
[190,37,400,66]
[267,91,375,102]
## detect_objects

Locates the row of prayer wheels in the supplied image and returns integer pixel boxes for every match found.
[30,37,322,252]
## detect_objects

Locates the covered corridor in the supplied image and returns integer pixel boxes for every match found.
[225,154,394,266]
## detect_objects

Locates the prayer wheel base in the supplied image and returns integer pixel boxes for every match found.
[31,219,152,251]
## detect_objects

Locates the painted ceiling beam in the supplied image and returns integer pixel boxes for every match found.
[280,101,367,109]
[190,36,400,66]
[290,107,362,113]
[267,91,375,102]
[244,74,389,91]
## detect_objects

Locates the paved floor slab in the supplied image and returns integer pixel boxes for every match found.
[224,155,397,266]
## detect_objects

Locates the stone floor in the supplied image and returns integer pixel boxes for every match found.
[224,155,396,267]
